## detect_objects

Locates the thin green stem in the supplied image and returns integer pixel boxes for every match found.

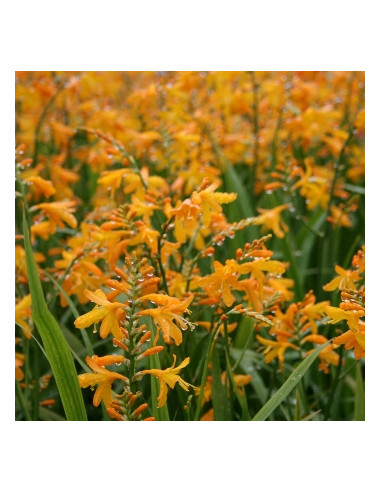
[194,321,221,421]
[33,82,65,166]
[231,330,254,372]
[31,339,40,420]
[249,71,259,198]
[325,345,344,420]
[15,380,32,421]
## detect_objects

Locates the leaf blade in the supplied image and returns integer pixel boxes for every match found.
[252,341,330,421]
[23,210,87,421]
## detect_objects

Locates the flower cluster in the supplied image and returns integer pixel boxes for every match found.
[15,71,365,421]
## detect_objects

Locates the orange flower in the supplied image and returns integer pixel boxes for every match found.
[257,334,298,371]
[30,200,78,229]
[198,260,240,307]
[127,222,159,254]
[139,355,195,407]
[325,306,365,359]
[74,289,126,339]
[15,294,32,338]
[30,220,57,241]
[78,356,127,407]
[26,176,56,198]
[138,293,194,345]
[299,292,330,334]
[333,324,365,360]
[192,181,236,227]
[324,305,364,332]
[323,265,361,291]
[98,168,132,194]
[171,198,201,243]
[302,335,340,373]
[254,204,290,238]
[327,205,353,228]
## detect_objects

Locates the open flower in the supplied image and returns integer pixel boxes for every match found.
[324,305,365,332]
[257,334,298,371]
[333,323,365,360]
[74,289,126,339]
[198,260,240,307]
[139,355,195,407]
[323,265,361,291]
[254,204,290,238]
[325,305,365,359]
[15,294,32,338]
[78,355,127,407]
[30,200,78,229]
[192,181,236,227]
[138,293,194,345]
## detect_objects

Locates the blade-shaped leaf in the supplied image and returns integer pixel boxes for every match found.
[354,363,365,421]
[252,341,330,421]
[23,210,87,421]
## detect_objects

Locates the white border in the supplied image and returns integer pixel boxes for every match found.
[2,1,379,490]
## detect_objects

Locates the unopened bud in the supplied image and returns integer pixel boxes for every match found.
[132,403,148,418]
[107,408,124,421]
[137,346,164,360]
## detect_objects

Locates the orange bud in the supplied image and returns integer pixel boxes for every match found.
[107,408,124,421]
[140,331,152,344]
[40,399,56,406]
[106,279,129,292]
[301,335,328,345]
[101,221,125,230]
[339,302,364,312]
[112,338,129,351]
[92,355,125,366]
[48,247,62,256]
[115,267,128,281]
[138,346,164,360]
[132,403,148,417]
[105,145,119,155]
[19,158,33,168]
[128,394,138,406]
[264,182,283,192]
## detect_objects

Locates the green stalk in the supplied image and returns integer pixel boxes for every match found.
[15,380,31,421]
[249,71,259,199]
[194,321,221,421]
[31,340,40,420]
[33,81,65,166]
[325,345,344,420]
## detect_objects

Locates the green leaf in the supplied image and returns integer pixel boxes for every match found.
[230,348,268,405]
[343,183,365,195]
[43,269,94,357]
[354,363,365,421]
[39,406,66,421]
[294,389,302,421]
[23,210,87,421]
[211,346,228,420]
[252,341,330,421]
[224,161,254,219]
[225,349,251,420]
[234,317,254,349]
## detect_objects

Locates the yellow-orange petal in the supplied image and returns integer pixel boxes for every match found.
[74,306,109,328]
